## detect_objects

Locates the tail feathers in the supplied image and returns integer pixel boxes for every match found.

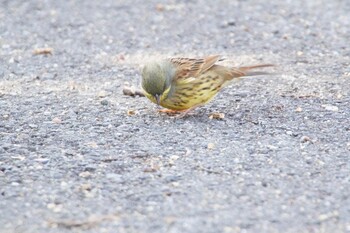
[238,64,274,77]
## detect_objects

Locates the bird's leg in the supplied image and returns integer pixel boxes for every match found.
[158,109,182,115]
[175,104,204,118]
[175,109,193,118]
[158,108,191,117]
[158,105,202,117]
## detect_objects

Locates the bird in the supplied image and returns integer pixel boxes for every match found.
[141,55,273,115]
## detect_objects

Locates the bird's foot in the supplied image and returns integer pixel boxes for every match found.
[158,109,182,114]
[158,108,196,118]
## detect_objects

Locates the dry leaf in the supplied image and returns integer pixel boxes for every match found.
[209,112,225,120]
[33,48,53,55]
[155,3,165,11]
[127,109,136,116]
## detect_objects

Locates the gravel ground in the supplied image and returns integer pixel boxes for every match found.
[1,0,350,233]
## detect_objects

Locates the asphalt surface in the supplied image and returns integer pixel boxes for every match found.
[1,1,350,233]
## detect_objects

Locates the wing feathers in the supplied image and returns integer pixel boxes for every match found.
[170,55,221,80]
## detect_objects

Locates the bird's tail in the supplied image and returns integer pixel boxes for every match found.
[237,64,275,76]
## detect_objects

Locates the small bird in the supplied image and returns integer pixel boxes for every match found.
[141,55,273,115]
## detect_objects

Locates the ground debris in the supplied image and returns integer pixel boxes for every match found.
[207,143,215,150]
[209,112,225,120]
[33,47,53,55]
[122,84,144,97]
[52,117,62,124]
[295,107,303,112]
[127,109,136,116]
[48,214,119,229]
[321,104,339,112]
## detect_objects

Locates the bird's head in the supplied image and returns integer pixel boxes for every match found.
[141,60,175,105]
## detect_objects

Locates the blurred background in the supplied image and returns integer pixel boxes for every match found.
[1,1,349,233]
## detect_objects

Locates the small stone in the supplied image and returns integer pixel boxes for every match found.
[52,117,62,124]
[123,87,134,96]
[322,104,339,112]
[224,226,241,233]
[168,155,180,166]
[97,90,108,98]
[8,57,15,63]
[100,99,109,105]
[295,107,303,112]
[84,165,97,172]
[123,85,144,97]
[318,211,339,221]
[143,167,158,173]
[300,136,311,143]
[28,124,38,128]
[208,143,215,150]
[267,145,278,150]
[35,158,50,164]
[286,130,293,136]
[86,141,98,148]
[316,159,325,166]
[226,20,236,26]
[11,182,20,186]
[79,183,92,191]
[47,203,56,209]
[79,171,91,178]
[47,203,62,212]
[170,155,179,161]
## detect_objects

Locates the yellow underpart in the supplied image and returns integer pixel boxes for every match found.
[159,72,228,110]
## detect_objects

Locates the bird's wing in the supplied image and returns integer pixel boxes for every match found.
[169,55,221,82]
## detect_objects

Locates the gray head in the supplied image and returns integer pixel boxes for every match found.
[141,60,175,104]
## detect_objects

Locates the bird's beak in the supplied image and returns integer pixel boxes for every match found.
[154,94,161,105]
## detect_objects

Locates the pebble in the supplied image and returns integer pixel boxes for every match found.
[101,99,109,106]
[322,104,339,112]
[300,136,311,143]
[207,143,215,150]
[52,117,62,124]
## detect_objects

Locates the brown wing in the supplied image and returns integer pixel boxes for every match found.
[169,55,221,81]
